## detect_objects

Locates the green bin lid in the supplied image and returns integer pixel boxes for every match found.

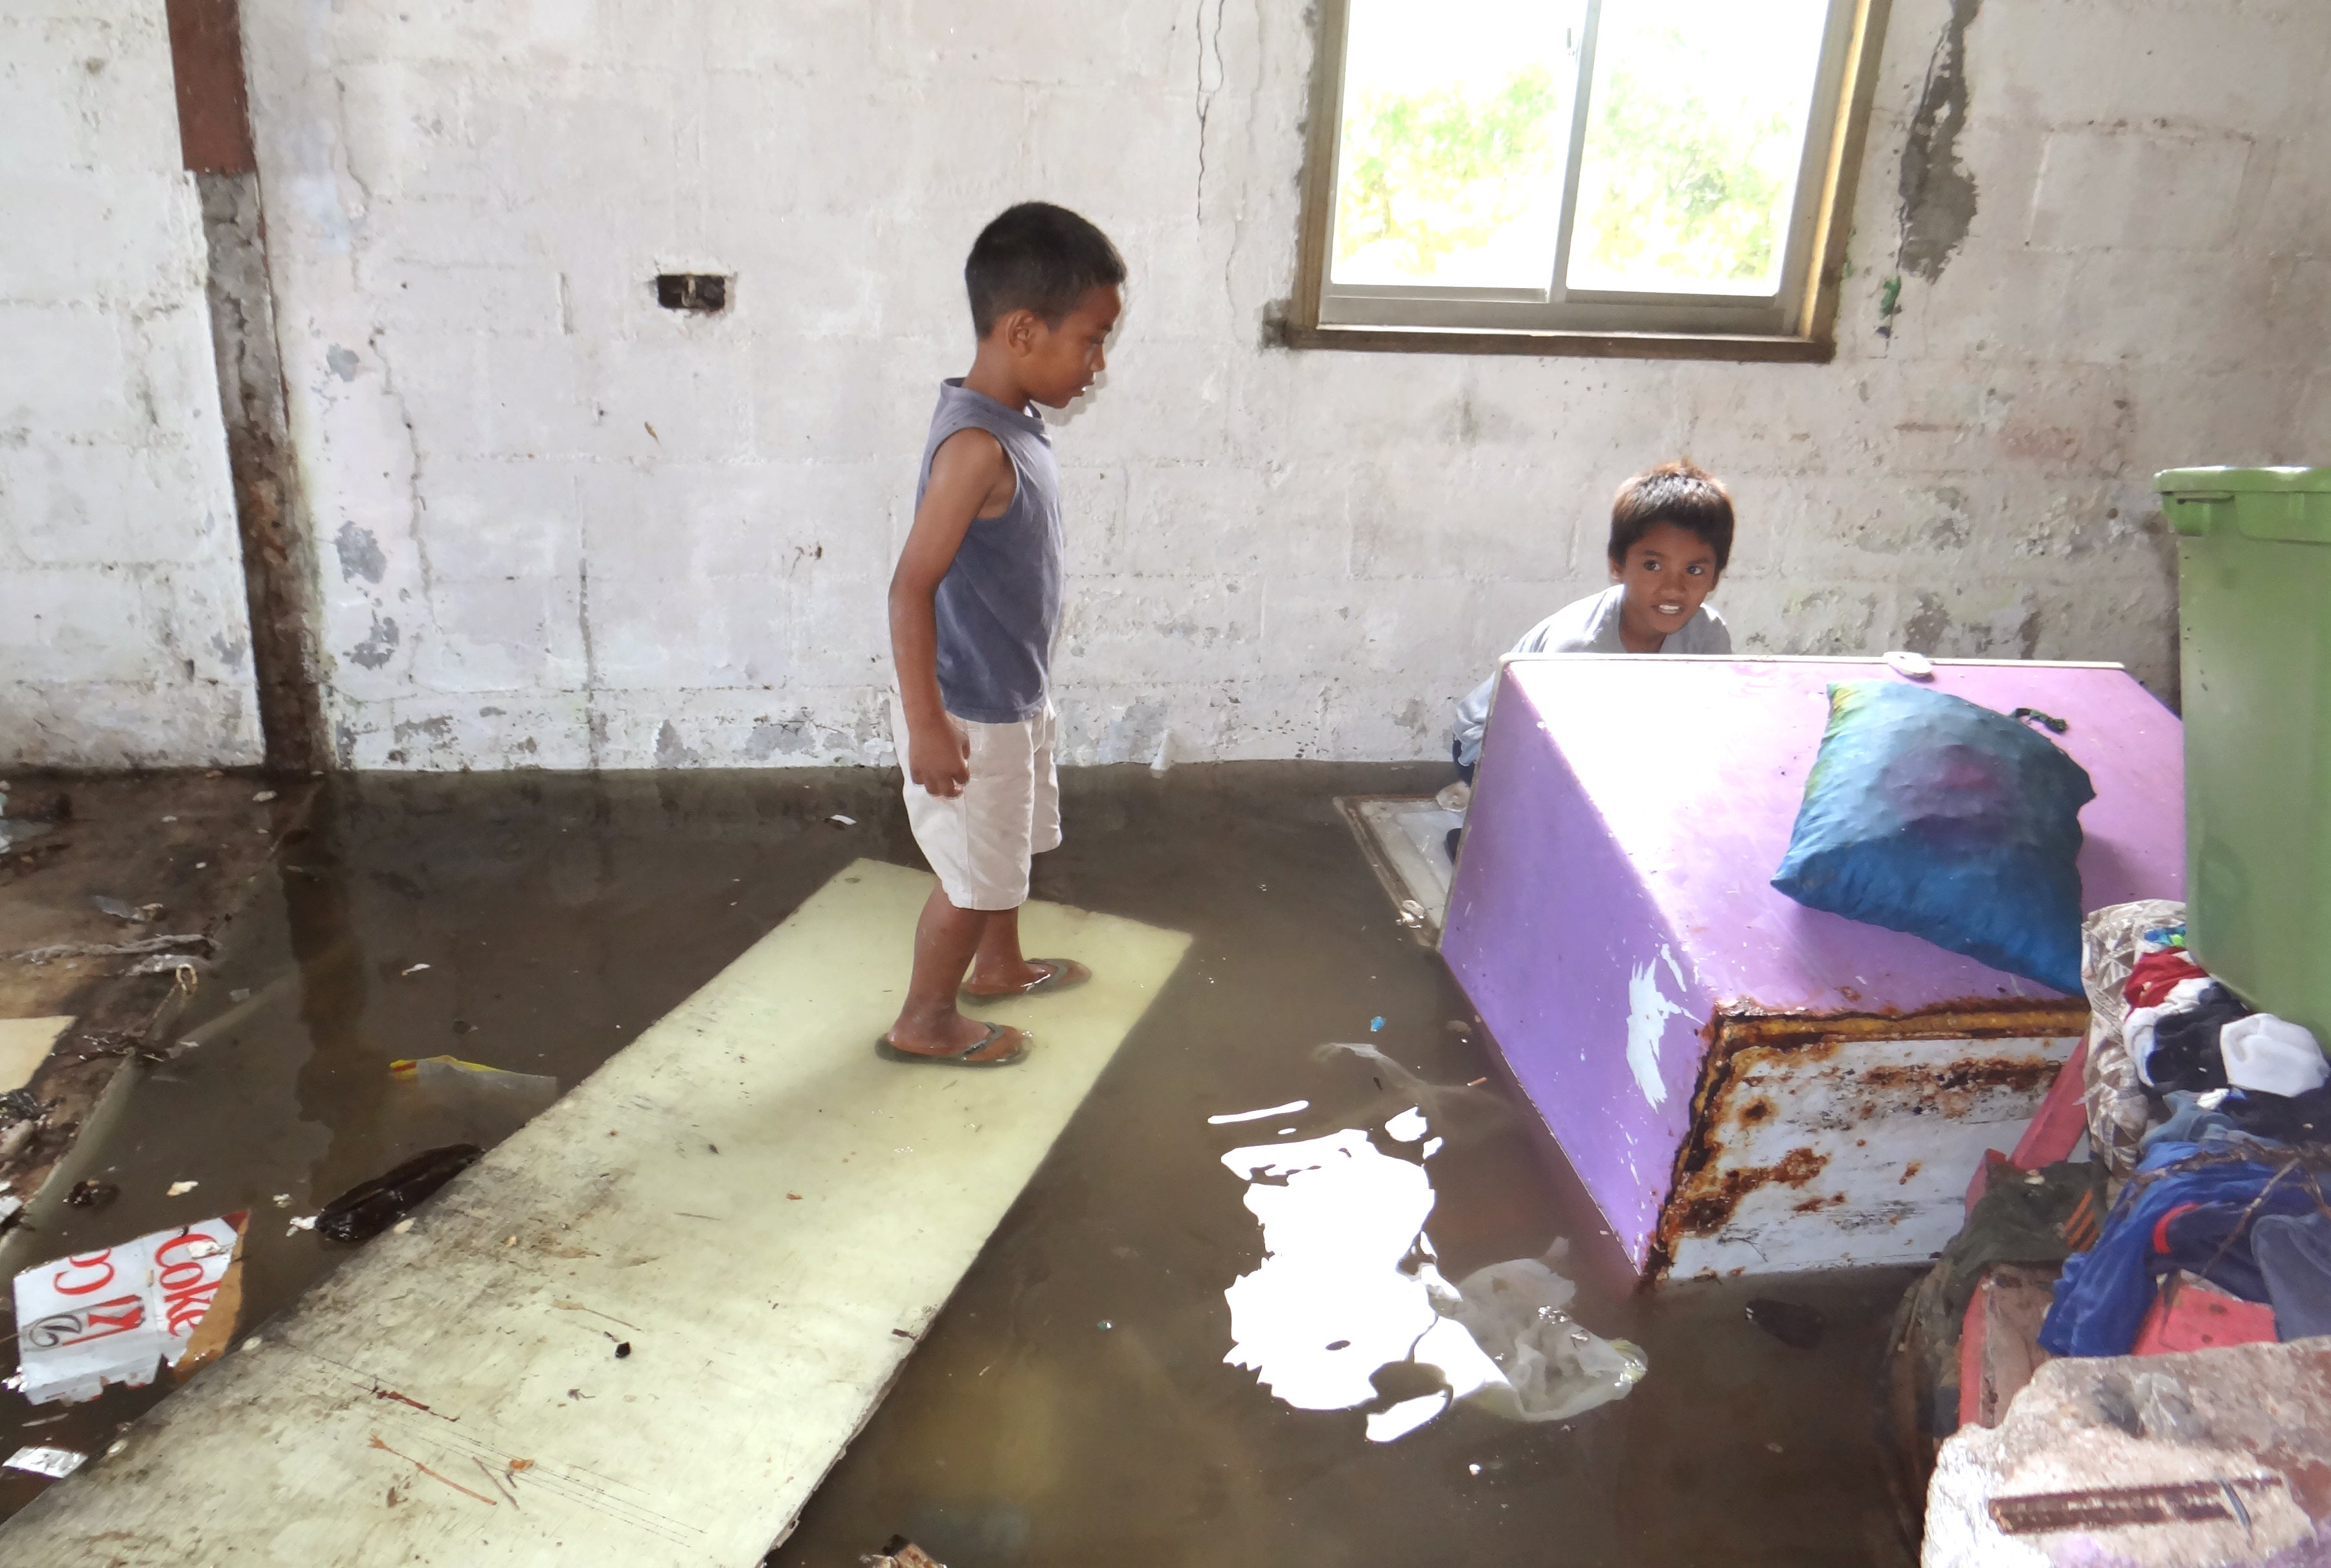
[2156,466,2331,542]
[2156,465,2331,495]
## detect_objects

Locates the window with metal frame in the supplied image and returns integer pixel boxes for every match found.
[1289,0,1890,361]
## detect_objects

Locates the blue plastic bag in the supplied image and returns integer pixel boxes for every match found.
[1771,681,2094,993]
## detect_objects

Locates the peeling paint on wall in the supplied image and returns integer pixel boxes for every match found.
[333,522,385,583]
[1896,0,1983,282]
[348,613,399,669]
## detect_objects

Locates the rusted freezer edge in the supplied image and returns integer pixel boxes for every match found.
[1647,998,2091,1274]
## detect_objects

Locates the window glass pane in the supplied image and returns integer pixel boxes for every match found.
[1566,0,1830,297]
[1330,0,1589,289]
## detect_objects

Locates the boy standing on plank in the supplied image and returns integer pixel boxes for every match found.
[881,204,1125,1067]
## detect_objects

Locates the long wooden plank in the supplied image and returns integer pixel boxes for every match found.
[0,859,1189,1565]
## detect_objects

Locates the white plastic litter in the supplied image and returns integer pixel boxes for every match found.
[1221,1106,1645,1444]
[1434,1255,1648,1423]
[1884,650,1936,679]
[2219,1013,2330,1097]
[3,1445,86,1479]
[12,1214,245,1404]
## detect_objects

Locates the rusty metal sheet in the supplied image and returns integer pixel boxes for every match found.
[1656,1014,2082,1277]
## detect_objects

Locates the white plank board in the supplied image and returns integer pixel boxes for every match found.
[0,860,1189,1565]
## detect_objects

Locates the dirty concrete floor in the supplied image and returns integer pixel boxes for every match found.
[0,766,1919,1565]
[0,769,301,1223]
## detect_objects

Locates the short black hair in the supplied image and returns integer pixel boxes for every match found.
[1608,460,1735,572]
[965,203,1127,338]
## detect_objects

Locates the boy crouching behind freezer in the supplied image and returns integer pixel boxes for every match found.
[1451,460,1737,786]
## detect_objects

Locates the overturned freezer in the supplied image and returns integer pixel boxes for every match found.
[1441,656,2184,1279]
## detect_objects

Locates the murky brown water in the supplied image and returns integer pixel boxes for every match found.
[0,765,1918,1565]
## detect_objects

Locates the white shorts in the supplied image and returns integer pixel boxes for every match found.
[893,697,1061,912]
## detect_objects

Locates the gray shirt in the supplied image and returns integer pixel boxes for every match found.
[918,380,1063,724]
[1452,585,1732,766]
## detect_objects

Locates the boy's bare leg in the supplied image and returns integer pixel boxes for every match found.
[887,886,1020,1057]
[966,904,1047,993]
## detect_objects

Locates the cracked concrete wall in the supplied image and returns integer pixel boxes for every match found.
[232,0,2331,771]
[0,0,262,768]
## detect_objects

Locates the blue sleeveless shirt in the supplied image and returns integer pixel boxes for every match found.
[918,379,1063,724]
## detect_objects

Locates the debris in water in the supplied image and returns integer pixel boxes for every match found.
[614,1341,631,1359]
[1097,1320,1112,1331]
[90,896,163,924]
[1369,1016,1384,1033]
[828,813,857,827]
[863,1537,947,1568]
[14,935,210,967]
[1314,1042,1513,1147]
[251,789,277,803]
[390,1055,557,1114]
[313,1145,481,1242]
[166,1180,198,1196]
[64,1180,116,1211]
[1221,1113,1645,1444]
[3,1446,85,1479]
[1745,1298,1827,1351]
[400,963,431,977]
[126,952,208,979]
[12,1211,249,1404]
[1439,1254,1647,1424]
[271,1193,291,1208]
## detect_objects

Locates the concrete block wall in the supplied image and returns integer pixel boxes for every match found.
[228,0,2331,770]
[0,1,261,768]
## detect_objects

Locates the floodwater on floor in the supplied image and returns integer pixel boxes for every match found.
[0,765,1919,1565]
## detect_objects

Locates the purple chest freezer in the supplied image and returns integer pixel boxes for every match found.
[1442,656,2184,1278]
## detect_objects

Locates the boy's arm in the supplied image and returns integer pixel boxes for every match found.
[889,429,1013,798]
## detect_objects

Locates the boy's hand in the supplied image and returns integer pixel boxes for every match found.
[908,717,971,798]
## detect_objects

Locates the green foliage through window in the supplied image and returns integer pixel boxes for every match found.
[1333,67,1564,278]
[1572,30,1794,287]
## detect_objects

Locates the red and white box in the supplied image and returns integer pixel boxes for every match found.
[12,1213,247,1405]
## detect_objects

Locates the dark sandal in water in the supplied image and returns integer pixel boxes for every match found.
[875,1022,1029,1068]
[961,959,1091,1001]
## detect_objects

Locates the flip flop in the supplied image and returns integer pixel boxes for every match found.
[962,958,1092,1001]
[875,1022,1029,1068]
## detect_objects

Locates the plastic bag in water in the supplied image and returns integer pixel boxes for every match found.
[1432,1255,1647,1423]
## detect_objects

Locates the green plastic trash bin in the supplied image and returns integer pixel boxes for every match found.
[2157,465,2331,1044]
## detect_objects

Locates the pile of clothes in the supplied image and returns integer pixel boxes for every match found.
[2039,902,2331,1357]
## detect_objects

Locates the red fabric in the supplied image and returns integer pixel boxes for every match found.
[2124,950,2207,1010]
[2010,1036,2091,1170]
